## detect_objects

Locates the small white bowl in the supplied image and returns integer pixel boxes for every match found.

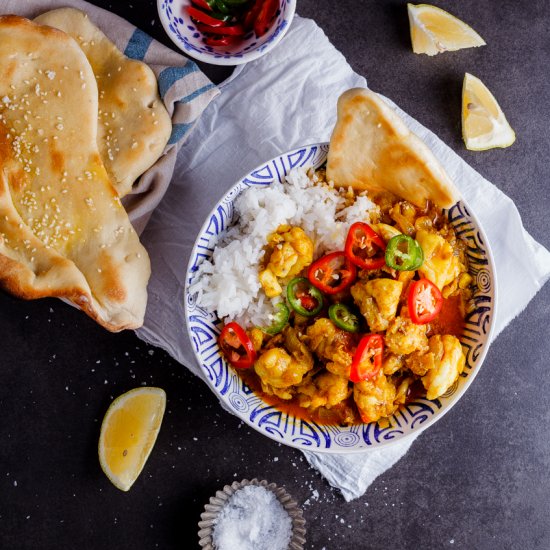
[157,0,296,66]
[198,478,306,549]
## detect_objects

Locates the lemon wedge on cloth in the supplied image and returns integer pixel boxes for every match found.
[407,4,486,56]
[462,73,516,151]
[99,387,166,492]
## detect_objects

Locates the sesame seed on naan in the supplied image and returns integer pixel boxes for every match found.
[35,8,172,198]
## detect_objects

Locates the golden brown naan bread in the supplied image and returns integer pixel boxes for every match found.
[326,88,460,208]
[0,15,150,331]
[35,8,172,198]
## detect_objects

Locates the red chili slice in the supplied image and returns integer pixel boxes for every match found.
[253,0,279,37]
[297,292,317,312]
[205,34,239,46]
[243,0,263,30]
[197,22,245,35]
[307,251,357,295]
[218,322,256,369]
[345,222,387,270]
[408,278,443,324]
[350,334,384,383]
[187,6,229,27]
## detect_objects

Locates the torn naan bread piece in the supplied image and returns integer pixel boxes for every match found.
[35,7,172,198]
[327,88,460,208]
[0,15,150,331]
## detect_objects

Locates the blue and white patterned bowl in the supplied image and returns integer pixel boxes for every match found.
[184,143,497,453]
[157,0,295,65]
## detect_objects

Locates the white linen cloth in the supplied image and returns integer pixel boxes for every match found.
[136,16,550,501]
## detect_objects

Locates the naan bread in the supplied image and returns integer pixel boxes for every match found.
[35,8,172,198]
[0,15,150,331]
[327,88,460,208]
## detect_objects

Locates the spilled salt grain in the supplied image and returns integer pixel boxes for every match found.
[212,485,292,550]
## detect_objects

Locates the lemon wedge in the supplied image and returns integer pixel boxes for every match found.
[98,387,166,492]
[462,73,516,151]
[407,4,486,56]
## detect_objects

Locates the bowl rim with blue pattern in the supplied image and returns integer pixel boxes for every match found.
[184,142,497,453]
[157,0,296,66]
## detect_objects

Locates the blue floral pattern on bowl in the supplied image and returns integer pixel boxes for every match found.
[158,0,295,65]
[184,144,497,453]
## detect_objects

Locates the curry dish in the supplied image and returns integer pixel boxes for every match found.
[218,171,472,427]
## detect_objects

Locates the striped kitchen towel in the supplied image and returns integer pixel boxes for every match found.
[3,0,219,232]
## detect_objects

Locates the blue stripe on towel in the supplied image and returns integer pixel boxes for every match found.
[177,83,216,105]
[168,122,193,145]
[124,28,153,60]
[158,64,199,98]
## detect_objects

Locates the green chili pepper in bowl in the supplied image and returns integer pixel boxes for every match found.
[261,302,290,335]
[287,277,323,317]
[328,303,360,333]
[385,234,424,271]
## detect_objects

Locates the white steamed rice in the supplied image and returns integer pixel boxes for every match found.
[189,168,378,328]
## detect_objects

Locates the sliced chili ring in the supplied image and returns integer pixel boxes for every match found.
[205,34,240,46]
[408,278,443,324]
[350,334,384,383]
[307,251,357,295]
[328,304,360,333]
[385,234,424,271]
[261,302,290,335]
[287,277,323,317]
[345,222,387,270]
[243,0,263,30]
[253,0,279,37]
[218,321,256,369]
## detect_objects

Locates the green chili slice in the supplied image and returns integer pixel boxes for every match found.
[261,303,290,335]
[287,277,323,317]
[385,235,424,271]
[328,304,360,333]
[208,11,233,21]
[213,0,231,14]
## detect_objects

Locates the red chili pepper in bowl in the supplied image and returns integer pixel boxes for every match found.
[307,251,357,295]
[204,34,240,46]
[187,0,280,47]
[218,322,256,369]
[408,278,443,324]
[350,334,384,383]
[254,0,279,37]
[197,22,246,36]
[345,222,387,270]
[243,0,263,30]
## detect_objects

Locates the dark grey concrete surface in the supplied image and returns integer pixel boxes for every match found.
[1,1,549,549]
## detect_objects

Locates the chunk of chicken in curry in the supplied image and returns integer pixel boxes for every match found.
[259,226,314,298]
[306,318,356,378]
[351,278,402,332]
